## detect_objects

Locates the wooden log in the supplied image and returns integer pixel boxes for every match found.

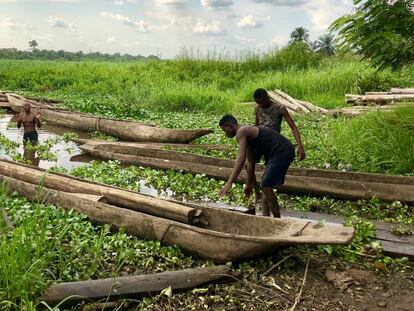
[389,88,414,94]
[361,94,414,103]
[6,94,212,143]
[273,89,311,113]
[268,91,300,113]
[40,266,230,307]
[79,140,414,186]
[77,146,414,204]
[296,100,328,114]
[364,92,390,95]
[73,138,232,151]
[0,160,200,225]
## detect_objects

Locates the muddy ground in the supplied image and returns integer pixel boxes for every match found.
[78,250,414,311]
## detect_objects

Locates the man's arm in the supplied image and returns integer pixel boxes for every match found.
[254,105,259,126]
[17,114,22,129]
[280,105,305,161]
[244,148,256,197]
[219,128,248,196]
[34,112,41,128]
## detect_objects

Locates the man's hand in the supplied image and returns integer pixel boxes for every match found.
[17,114,23,122]
[297,145,305,161]
[34,112,41,119]
[219,182,232,197]
[244,184,253,198]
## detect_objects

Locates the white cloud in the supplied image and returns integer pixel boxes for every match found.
[272,35,287,46]
[48,15,66,27]
[29,33,53,42]
[100,11,151,33]
[113,0,136,5]
[252,0,305,6]
[154,0,189,6]
[1,17,36,31]
[235,35,255,43]
[236,15,263,28]
[193,18,225,35]
[106,36,119,44]
[305,0,352,31]
[145,11,192,31]
[201,0,233,8]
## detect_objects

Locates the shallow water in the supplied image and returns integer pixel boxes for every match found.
[0,112,175,198]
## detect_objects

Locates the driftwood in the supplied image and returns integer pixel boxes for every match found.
[0,173,354,263]
[40,266,230,307]
[77,144,414,203]
[6,94,212,143]
[0,160,201,225]
[329,105,398,116]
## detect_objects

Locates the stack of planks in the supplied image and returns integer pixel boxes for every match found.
[346,88,414,106]
[242,89,329,115]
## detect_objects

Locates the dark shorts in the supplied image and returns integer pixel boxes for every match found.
[23,131,38,144]
[261,148,295,188]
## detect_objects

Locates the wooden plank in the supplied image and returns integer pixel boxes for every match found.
[377,240,414,259]
[40,265,231,307]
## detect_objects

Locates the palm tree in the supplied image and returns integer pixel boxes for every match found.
[309,40,319,52]
[289,27,310,44]
[316,34,336,55]
[28,40,38,51]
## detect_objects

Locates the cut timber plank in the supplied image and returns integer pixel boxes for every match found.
[378,241,414,260]
[40,265,230,307]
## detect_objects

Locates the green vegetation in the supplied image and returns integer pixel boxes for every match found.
[1,55,414,115]
[0,188,197,310]
[332,0,414,70]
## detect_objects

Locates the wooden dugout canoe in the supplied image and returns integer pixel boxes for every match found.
[0,174,354,263]
[0,159,200,225]
[6,94,212,143]
[76,139,414,185]
[77,142,414,204]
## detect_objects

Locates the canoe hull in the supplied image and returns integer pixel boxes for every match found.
[0,160,354,263]
[6,94,212,143]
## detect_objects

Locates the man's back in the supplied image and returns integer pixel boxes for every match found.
[246,126,293,164]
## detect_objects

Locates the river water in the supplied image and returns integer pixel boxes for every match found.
[0,112,173,198]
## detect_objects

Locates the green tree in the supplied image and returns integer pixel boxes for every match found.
[331,0,414,70]
[289,27,310,44]
[317,33,336,55]
[28,40,38,50]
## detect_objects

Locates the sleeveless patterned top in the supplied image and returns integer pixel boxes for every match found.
[255,102,284,133]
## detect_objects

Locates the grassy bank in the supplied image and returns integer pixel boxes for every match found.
[1,57,413,115]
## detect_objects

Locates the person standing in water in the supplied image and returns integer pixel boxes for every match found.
[17,102,41,145]
[17,102,41,166]
[218,115,295,218]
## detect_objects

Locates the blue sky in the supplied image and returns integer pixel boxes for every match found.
[0,0,353,58]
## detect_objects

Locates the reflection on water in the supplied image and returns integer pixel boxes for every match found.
[0,113,94,171]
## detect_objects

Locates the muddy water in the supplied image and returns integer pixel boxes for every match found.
[0,113,93,171]
[0,112,173,198]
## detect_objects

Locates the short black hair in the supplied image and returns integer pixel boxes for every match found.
[219,114,238,126]
[253,88,268,99]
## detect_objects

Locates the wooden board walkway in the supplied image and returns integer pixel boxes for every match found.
[208,203,414,260]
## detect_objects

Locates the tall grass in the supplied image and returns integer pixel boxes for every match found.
[327,107,414,174]
[1,52,413,116]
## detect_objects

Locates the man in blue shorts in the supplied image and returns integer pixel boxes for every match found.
[218,115,295,218]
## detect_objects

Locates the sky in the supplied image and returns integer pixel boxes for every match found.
[0,0,354,58]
